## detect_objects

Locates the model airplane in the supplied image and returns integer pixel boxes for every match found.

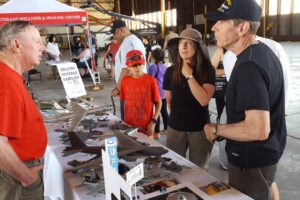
[63,132,104,156]
[65,129,168,171]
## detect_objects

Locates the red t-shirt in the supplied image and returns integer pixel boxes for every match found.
[0,62,47,161]
[109,42,121,62]
[120,74,161,133]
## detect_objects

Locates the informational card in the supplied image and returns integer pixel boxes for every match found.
[126,163,144,186]
[56,62,86,99]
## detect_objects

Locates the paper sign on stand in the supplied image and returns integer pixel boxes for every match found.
[126,162,144,200]
[102,149,132,200]
[126,163,144,186]
[56,62,86,99]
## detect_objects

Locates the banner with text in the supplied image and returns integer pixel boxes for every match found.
[0,12,87,25]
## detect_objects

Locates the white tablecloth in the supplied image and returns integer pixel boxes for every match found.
[43,113,252,200]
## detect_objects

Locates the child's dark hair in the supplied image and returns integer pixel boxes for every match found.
[151,48,164,64]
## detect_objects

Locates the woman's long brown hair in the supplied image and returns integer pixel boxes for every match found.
[171,42,214,86]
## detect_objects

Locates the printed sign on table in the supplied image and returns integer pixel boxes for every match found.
[126,163,144,186]
[56,62,86,99]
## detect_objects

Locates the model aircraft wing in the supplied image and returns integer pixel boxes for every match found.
[62,148,84,157]
[113,129,144,147]
[68,132,87,148]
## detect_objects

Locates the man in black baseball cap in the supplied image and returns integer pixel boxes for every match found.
[205,0,262,22]
[204,1,286,200]
[109,19,126,34]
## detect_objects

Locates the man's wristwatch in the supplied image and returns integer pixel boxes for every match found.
[186,75,194,80]
[211,125,224,141]
[151,118,157,123]
[211,125,218,136]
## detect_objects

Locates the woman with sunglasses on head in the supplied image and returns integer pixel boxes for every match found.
[163,28,215,169]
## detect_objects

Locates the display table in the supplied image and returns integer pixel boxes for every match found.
[43,113,252,200]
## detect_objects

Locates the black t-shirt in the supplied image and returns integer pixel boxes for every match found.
[226,42,287,168]
[163,66,215,131]
[144,44,152,60]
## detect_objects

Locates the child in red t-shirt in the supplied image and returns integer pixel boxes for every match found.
[120,50,162,138]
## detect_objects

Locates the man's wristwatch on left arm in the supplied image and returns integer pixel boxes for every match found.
[211,125,224,141]
[211,125,218,136]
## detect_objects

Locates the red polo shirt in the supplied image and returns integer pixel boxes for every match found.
[0,62,47,161]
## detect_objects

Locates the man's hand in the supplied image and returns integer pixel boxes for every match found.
[111,87,120,97]
[21,165,43,187]
[204,123,218,143]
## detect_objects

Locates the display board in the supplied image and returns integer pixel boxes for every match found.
[56,62,87,99]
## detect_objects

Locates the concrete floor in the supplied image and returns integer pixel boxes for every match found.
[29,42,300,200]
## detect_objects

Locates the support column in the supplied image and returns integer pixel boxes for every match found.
[161,0,166,37]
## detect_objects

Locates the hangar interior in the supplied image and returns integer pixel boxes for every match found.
[0,0,299,200]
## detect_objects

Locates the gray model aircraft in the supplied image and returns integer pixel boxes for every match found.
[65,129,168,171]
[63,132,105,156]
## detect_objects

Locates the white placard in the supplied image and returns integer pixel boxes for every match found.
[126,163,144,186]
[56,62,86,99]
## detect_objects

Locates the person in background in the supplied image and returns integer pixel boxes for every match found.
[148,48,168,139]
[72,43,91,77]
[204,0,287,199]
[110,19,146,120]
[141,35,152,63]
[211,47,228,171]
[81,29,98,67]
[72,36,83,56]
[106,38,120,79]
[120,50,162,137]
[0,20,47,200]
[210,47,227,122]
[99,47,113,79]
[163,28,215,169]
[163,28,178,50]
[163,28,179,66]
[46,34,61,79]
[81,29,97,55]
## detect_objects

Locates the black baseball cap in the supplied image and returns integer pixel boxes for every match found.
[109,19,126,34]
[204,0,262,22]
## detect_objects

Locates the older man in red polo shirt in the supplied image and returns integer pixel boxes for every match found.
[0,21,47,200]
